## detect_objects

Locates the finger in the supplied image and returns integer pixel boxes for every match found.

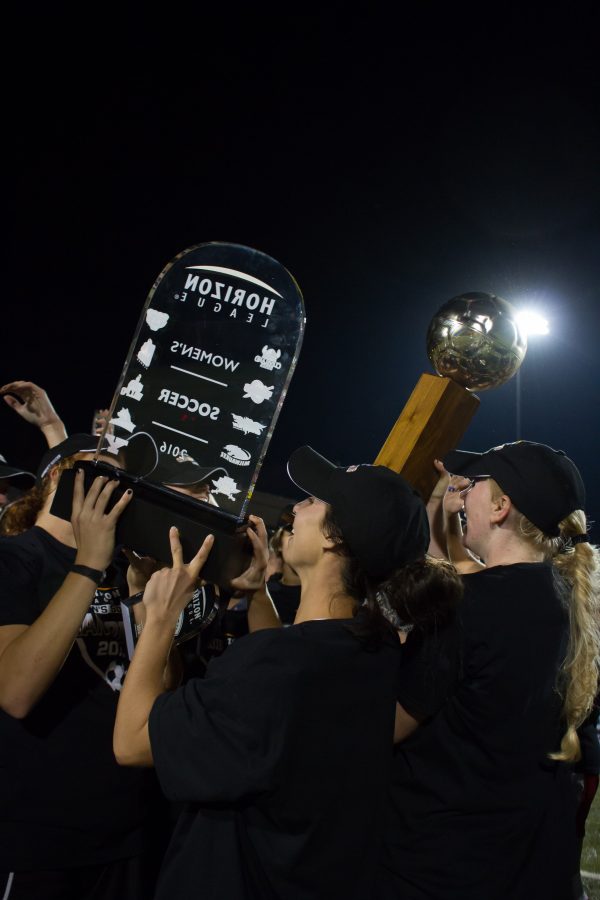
[248,515,268,545]
[169,526,185,568]
[105,487,133,523]
[79,474,108,511]
[246,526,268,561]
[122,547,139,566]
[2,394,21,410]
[433,458,450,476]
[0,381,29,394]
[72,468,85,519]
[187,534,214,581]
[90,476,120,515]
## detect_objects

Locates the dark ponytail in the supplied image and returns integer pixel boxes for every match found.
[321,507,463,646]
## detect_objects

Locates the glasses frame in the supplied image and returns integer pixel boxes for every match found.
[459,474,492,495]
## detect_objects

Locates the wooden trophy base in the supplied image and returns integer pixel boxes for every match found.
[375,374,479,500]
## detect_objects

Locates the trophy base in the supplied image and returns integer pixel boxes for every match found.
[51,460,252,586]
[375,374,480,500]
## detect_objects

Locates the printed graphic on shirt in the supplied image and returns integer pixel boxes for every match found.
[243,380,274,404]
[77,585,129,691]
[173,587,216,640]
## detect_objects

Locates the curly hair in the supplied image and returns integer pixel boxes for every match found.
[0,455,84,536]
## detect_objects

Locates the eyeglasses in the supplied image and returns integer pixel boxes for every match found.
[460,474,491,495]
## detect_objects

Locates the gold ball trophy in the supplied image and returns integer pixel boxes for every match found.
[375,292,527,498]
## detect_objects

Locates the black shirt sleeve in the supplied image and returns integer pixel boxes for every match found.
[396,619,462,720]
[149,630,293,804]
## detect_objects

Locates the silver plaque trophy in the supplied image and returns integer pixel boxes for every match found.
[52,242,305,598]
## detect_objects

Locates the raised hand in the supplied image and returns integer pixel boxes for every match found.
[71,471,133,571]
[142,528,214,628]
[1,380,67,447]
[92,408,114,436]
[1,381,62,429]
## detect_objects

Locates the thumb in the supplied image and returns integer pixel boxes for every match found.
[433,458,449,476]
[122,548,138,566]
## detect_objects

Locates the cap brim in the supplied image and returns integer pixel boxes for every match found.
[0,466,35,486]
[287,446,337,501]
[443,449,491,476]
[162,464,228,486]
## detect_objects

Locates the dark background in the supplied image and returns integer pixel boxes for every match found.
[4,9,600,537]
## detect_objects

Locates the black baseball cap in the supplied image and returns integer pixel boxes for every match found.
[36,434,112,483]
[0,454,35,488]
[287,446,430,580]
[444,441,585,537]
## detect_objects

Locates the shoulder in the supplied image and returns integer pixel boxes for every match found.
[207,626,305,676]
[462,563,562,617]
[0,529,44,578]
[208,620,396,685]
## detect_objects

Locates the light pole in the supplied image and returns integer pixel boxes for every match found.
[514,310,550,441]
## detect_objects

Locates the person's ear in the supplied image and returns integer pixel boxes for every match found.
[490,492,512,526]
[49,465,61,484]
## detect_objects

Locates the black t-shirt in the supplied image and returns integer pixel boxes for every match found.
[149,619,400,900]
[0,526,159,872]
[378,563,577,900]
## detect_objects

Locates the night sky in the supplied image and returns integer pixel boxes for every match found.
[5,11,600,537]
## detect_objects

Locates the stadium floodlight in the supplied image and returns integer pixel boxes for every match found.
[515,309,550,337]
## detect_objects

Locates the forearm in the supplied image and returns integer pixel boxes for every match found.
[426,495,447,558]
[40,419,68,448]
[247,585,282,631]
[445,512,485,573]
[0,572,96,717]
[129,595,181,689]
[114,616,174,766]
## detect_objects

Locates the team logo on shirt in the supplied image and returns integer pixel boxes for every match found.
[77,585,129,691]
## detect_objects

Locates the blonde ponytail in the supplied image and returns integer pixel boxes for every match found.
[516,507,600,762]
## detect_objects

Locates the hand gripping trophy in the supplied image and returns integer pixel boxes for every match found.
[375,291,527,499]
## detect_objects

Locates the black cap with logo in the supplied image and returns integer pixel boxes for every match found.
[444,441,585,537]
[36,434,112,483]
[287,446,430,581]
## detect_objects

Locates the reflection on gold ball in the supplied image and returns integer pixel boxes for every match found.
[427,292,527,391]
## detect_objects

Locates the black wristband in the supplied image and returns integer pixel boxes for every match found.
[122,591,145,608]
[70,564,105,585]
